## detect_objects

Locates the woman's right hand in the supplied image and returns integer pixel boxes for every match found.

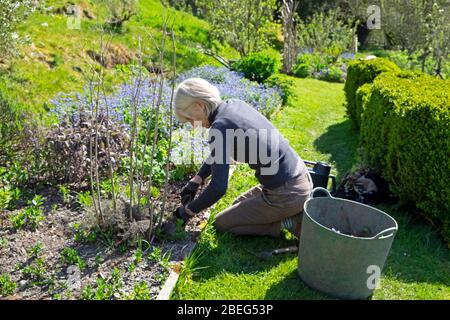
[180,176,201,205]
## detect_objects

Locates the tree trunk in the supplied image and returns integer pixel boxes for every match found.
[282,0,299,74]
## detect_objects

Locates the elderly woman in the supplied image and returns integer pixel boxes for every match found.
[171,78,313,238]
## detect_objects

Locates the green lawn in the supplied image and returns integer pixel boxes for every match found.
[172,77,450,300]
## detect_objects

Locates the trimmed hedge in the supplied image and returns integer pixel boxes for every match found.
[345,58,400,128]
[360,72,450,244]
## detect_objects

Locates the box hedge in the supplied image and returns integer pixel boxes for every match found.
[345,58,400,128]
[360,72,450,244]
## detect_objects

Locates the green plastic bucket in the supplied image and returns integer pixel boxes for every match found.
[298,187,398,299]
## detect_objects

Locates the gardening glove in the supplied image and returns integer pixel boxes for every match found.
[173,205,194,226]
[180,181,200,205]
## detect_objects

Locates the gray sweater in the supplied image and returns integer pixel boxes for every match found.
[188,99,306,213]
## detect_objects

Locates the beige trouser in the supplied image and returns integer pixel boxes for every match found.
[214,172,314,237]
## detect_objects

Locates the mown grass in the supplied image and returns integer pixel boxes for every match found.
[172,77,450,300]
[0,0,237,110]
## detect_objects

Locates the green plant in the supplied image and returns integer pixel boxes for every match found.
[28,243,43,259]
[0,185,21,210]
[170,219,188,241]
[22,258,47,285]
[81,267,123,300]
[60,248,87,270]
[59,185,71,204]
[72,223,98,244]
[7,161,29,186]
[0,164,25,210]
[126,281,151,300]
[95,254,104,267]
[195,0,277,56]
[99,176,120,198]
[359,72,450,244]
[76,191,92,208]
[317,66,345,83]
[297,8,355,62]
[0,274,16,296]
[0,0,34,58]
[344,58,400,128]
[264,73,295,105]
[148,247,171,271]
[233,51,281,83]
[106,0,138,30]
[9,195,45,230]
[293,53,328,77]
[293,63,311,78]
[128,240,144,273]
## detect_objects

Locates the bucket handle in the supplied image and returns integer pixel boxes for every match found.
[310,187,333,199]
[373,227,397,240]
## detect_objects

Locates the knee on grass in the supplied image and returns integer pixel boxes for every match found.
[213,214,231,233]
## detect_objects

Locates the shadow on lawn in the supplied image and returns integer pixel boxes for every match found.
[375,204,450,287]
[313,119,359,180]
[192,232,297,279]
[264,269,330,300]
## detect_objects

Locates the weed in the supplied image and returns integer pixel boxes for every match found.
[0,274,17,296]
[72,223,97,244]
[81,267,123,300]
[9,195,45,230]
[126,281,151,300]
[28,242,43,259]
[60,248,87,270]
[76,191,92,208]
[148,247,171,271]
[0,237,7,248]
[59,185,71,204]
[22,258,47,285]
[94,254,104,267]
[0,186,21,210]
[128,238,146,273]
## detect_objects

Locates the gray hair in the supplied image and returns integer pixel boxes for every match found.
[174,78,221,121]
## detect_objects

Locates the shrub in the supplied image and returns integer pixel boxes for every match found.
[106,0,138,30]
[353,83,373,128]
[316,66,345,83]
[264,73,294,105]
[293,63,310,78]
[45,108,130,187]
[359,72,450,244]
[296,53,327,73]
[344,58,400,128]
[0,0,34,58]
[232,51,281,83]
[297,8,355,61]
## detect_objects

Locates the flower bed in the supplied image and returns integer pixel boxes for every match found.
[0,65,284,300]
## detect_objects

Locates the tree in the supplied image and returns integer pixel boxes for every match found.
[0,0,34,59]
[105,0,138,30]
[281,0,299,73]
[422,2,450,77]
[297,8,355,60]
[196,0,278,57]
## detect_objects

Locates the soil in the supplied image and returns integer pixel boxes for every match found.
[0,181,207,300]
